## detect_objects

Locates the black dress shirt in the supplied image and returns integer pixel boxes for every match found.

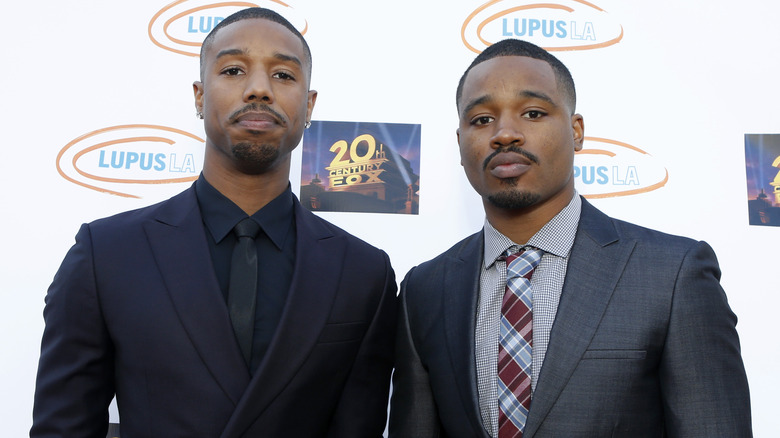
[195,175,296,373]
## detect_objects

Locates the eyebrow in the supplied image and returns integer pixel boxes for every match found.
[460,90,558,117]
[519,90,556,106]
[272,52,303,69]
[215,48,246,60]
[460,95,491,117]
[214,49,303,70]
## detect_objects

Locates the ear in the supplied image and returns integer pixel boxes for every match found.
[456,128,465,166]
[571,113,584,152]
[455,128,463,166]
[193,81,204,114]
[306,90,318,123]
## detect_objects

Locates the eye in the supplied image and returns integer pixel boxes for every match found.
[470,115,494,126]
[272,71,296,81]
[220,67,244,76]
[523,110,546,119]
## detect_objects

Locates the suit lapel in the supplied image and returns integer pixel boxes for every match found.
[220,200,346,437]
[524,199,635,437]
[143,187,250,405]
[443,233,491,436]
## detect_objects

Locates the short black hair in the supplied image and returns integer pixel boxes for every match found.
[199,7,312,84]
[456,39,576,114]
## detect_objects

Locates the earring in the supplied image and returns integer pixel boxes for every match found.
[304,121,311,129]
[196,111,204,119]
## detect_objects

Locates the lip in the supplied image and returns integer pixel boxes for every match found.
[234,112,280,130]
[488,152,532,179]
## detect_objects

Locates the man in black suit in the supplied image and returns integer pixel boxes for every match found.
[32,8,396,437]
[389,39,751,437]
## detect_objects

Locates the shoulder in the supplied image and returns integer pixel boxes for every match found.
[578,199,719,272]
[87,185,196,230]
[614,217,698,248]
[294,199,390,261]
[74,187,198,253]
[579,197,702,251]
[405,231,483,282]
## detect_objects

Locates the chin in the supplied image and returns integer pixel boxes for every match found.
[232,142,280,174]
[487,190,541,210]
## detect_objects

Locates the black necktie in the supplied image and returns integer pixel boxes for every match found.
[228,218,260,367]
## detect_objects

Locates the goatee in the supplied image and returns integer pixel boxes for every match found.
[232,142,279,174]
[487,186,541,210]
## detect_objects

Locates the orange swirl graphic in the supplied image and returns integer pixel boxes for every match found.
[56,124,204,198]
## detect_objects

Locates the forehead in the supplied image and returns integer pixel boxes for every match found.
[460,56,560,108]
[204,18,306,64]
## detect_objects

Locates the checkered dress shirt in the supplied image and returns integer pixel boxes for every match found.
[475,194,581,437]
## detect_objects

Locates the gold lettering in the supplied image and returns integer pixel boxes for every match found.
[364,170,383,184]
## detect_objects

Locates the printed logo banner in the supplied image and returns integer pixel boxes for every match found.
[148,0,308,57]
[745,133,780,226]
[300,121,421,214]
[57,125,204,199]
[461,0,623,53]
[575,137,668,198]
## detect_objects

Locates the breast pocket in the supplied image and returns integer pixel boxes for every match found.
[582,349,647,360]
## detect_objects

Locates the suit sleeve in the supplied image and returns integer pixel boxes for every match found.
[388,268,442,438]
[31,224,114,438]
[660,241,752,437]
[326,251,398,438]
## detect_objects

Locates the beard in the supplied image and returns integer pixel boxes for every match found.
[231,141,280,174]
[486,178,541,209]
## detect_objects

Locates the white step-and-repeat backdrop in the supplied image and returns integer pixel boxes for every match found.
[2,0,778,435]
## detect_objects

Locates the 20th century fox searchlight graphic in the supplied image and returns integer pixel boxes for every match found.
[301,121,421,215]
[746,134,780,227]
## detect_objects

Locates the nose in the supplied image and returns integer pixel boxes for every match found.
[490,117,524,149]
[243,71,273,103]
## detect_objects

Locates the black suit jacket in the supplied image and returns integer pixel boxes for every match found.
[32,185,397,437]
[390,198,751,437]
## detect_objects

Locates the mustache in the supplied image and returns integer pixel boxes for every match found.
[482,145,540,171]
[229,103,287,125]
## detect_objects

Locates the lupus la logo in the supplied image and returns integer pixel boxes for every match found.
[57,125,204,198]
[575,137,668,199]
[462,0,623,53]
[149,0,308,57]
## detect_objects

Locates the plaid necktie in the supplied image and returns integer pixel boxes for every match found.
[498,247,543,437]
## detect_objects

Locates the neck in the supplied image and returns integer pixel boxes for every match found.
[202,163,290,216]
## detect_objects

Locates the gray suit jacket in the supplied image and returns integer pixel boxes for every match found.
[389,198,751,437]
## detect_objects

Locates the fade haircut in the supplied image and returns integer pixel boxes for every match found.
[456,39,576,114]
[199,7,312,84]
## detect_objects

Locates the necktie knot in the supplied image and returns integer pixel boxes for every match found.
[505,247,544,281]
[233,218,260,240]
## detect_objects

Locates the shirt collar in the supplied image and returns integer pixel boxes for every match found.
[483,192,582,268]
[195,174,295,250]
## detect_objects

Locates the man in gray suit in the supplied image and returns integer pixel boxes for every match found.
[389,39,752,437]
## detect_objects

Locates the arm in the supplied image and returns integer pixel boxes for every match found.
[388,269,442,438]
[660,241,752,437]
[326,251,398,438]
[31,224,114,438]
